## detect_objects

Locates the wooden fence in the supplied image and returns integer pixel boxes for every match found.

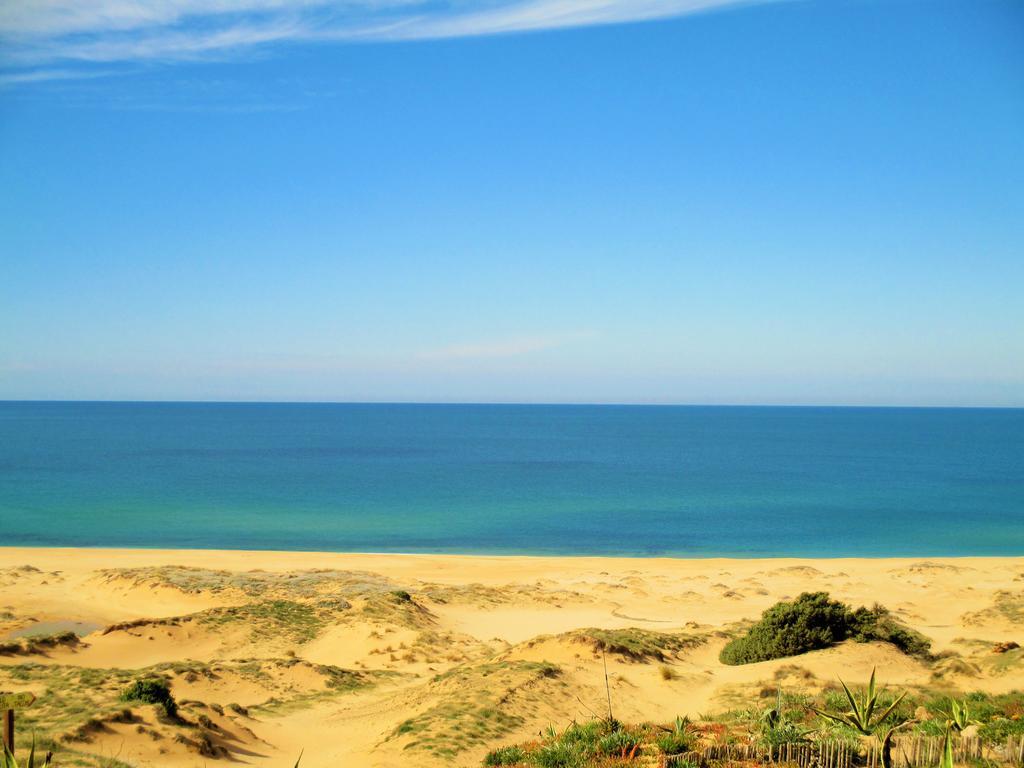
[665,735,1024,768]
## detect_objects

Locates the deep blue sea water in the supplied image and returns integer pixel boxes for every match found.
[0,402,1021,557]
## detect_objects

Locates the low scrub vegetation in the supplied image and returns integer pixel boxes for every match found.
[119,678,179,721]
[390,660,564,759]
[0,632,80,657]
[482,673,1024,767]
[720,592,932,665]
[574,627,704,661]
[483,718,686,767]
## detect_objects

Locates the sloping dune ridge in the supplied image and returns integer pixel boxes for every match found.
[0,549,1021,767]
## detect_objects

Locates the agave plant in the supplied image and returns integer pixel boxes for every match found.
[944,699,976,735]
[762,689,815,746]
[2,738,52,768]
[810,668,908,768]
[939,699,979,768]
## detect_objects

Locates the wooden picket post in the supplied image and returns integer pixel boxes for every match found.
[0,692,37,754]
[2,709,12,754]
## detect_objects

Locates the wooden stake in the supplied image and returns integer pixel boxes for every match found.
[2,709,13,754]
[601,650,613,723]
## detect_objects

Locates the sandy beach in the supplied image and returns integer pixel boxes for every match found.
[0,548,1021,767]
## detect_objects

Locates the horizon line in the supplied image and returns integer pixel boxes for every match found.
[1,399,1021,411]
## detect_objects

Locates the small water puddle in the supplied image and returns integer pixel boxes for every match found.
[6,620,102,640]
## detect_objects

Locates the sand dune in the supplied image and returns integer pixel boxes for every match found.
[0,549,1021,767]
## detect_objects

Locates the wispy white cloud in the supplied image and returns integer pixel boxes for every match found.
[0,66,117,85]
[369,0,766,40]
[0,0,776,83]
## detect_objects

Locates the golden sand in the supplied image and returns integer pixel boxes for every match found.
[0,548,1021,767]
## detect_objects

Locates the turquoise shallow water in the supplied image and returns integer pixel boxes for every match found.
[0,402,1021,557]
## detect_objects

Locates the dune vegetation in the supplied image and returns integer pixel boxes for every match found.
[481,674,1024,768]
[0,551,1020,767]
[720,593,933,665]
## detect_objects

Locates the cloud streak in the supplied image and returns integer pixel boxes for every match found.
[1,0,774,83]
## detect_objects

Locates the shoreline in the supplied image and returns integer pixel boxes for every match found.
[3,545,1022,567]
[2,545,1020,563]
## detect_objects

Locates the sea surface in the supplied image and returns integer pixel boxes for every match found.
[0,402,1022,557]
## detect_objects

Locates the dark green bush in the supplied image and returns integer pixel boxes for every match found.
[120,678,179,720]
[720,593,931,665]
[850,605,932,658]
[720,593,853,664]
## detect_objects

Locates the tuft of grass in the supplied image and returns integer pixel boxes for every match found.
[573,628,704,662]
[484,745,527,766]
[390,661,563,759]
[962,590,1024,626]
[484,720,652,768]
[98,566,396,599]
[198,600,326,643]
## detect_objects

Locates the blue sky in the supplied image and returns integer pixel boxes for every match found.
[1,0,1022,405]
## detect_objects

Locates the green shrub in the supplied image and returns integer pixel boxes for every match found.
[720,593,853,664]
[720,593,932,665]
[119,678,179,720]
[483,745,527,766]
[850,605,932,658]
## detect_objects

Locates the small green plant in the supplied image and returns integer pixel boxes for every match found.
[656,716,693,755]
[943,698,976,735]
[939,699,979,768]
[811,668,907,768]
[486,719,647,767]
[534,739,588,768]
[483,745,526,765]
[597,727,642,758]
[760,689,814,746]
[2,737,52,768]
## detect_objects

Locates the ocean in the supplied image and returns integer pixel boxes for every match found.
[0,402,1021,557]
